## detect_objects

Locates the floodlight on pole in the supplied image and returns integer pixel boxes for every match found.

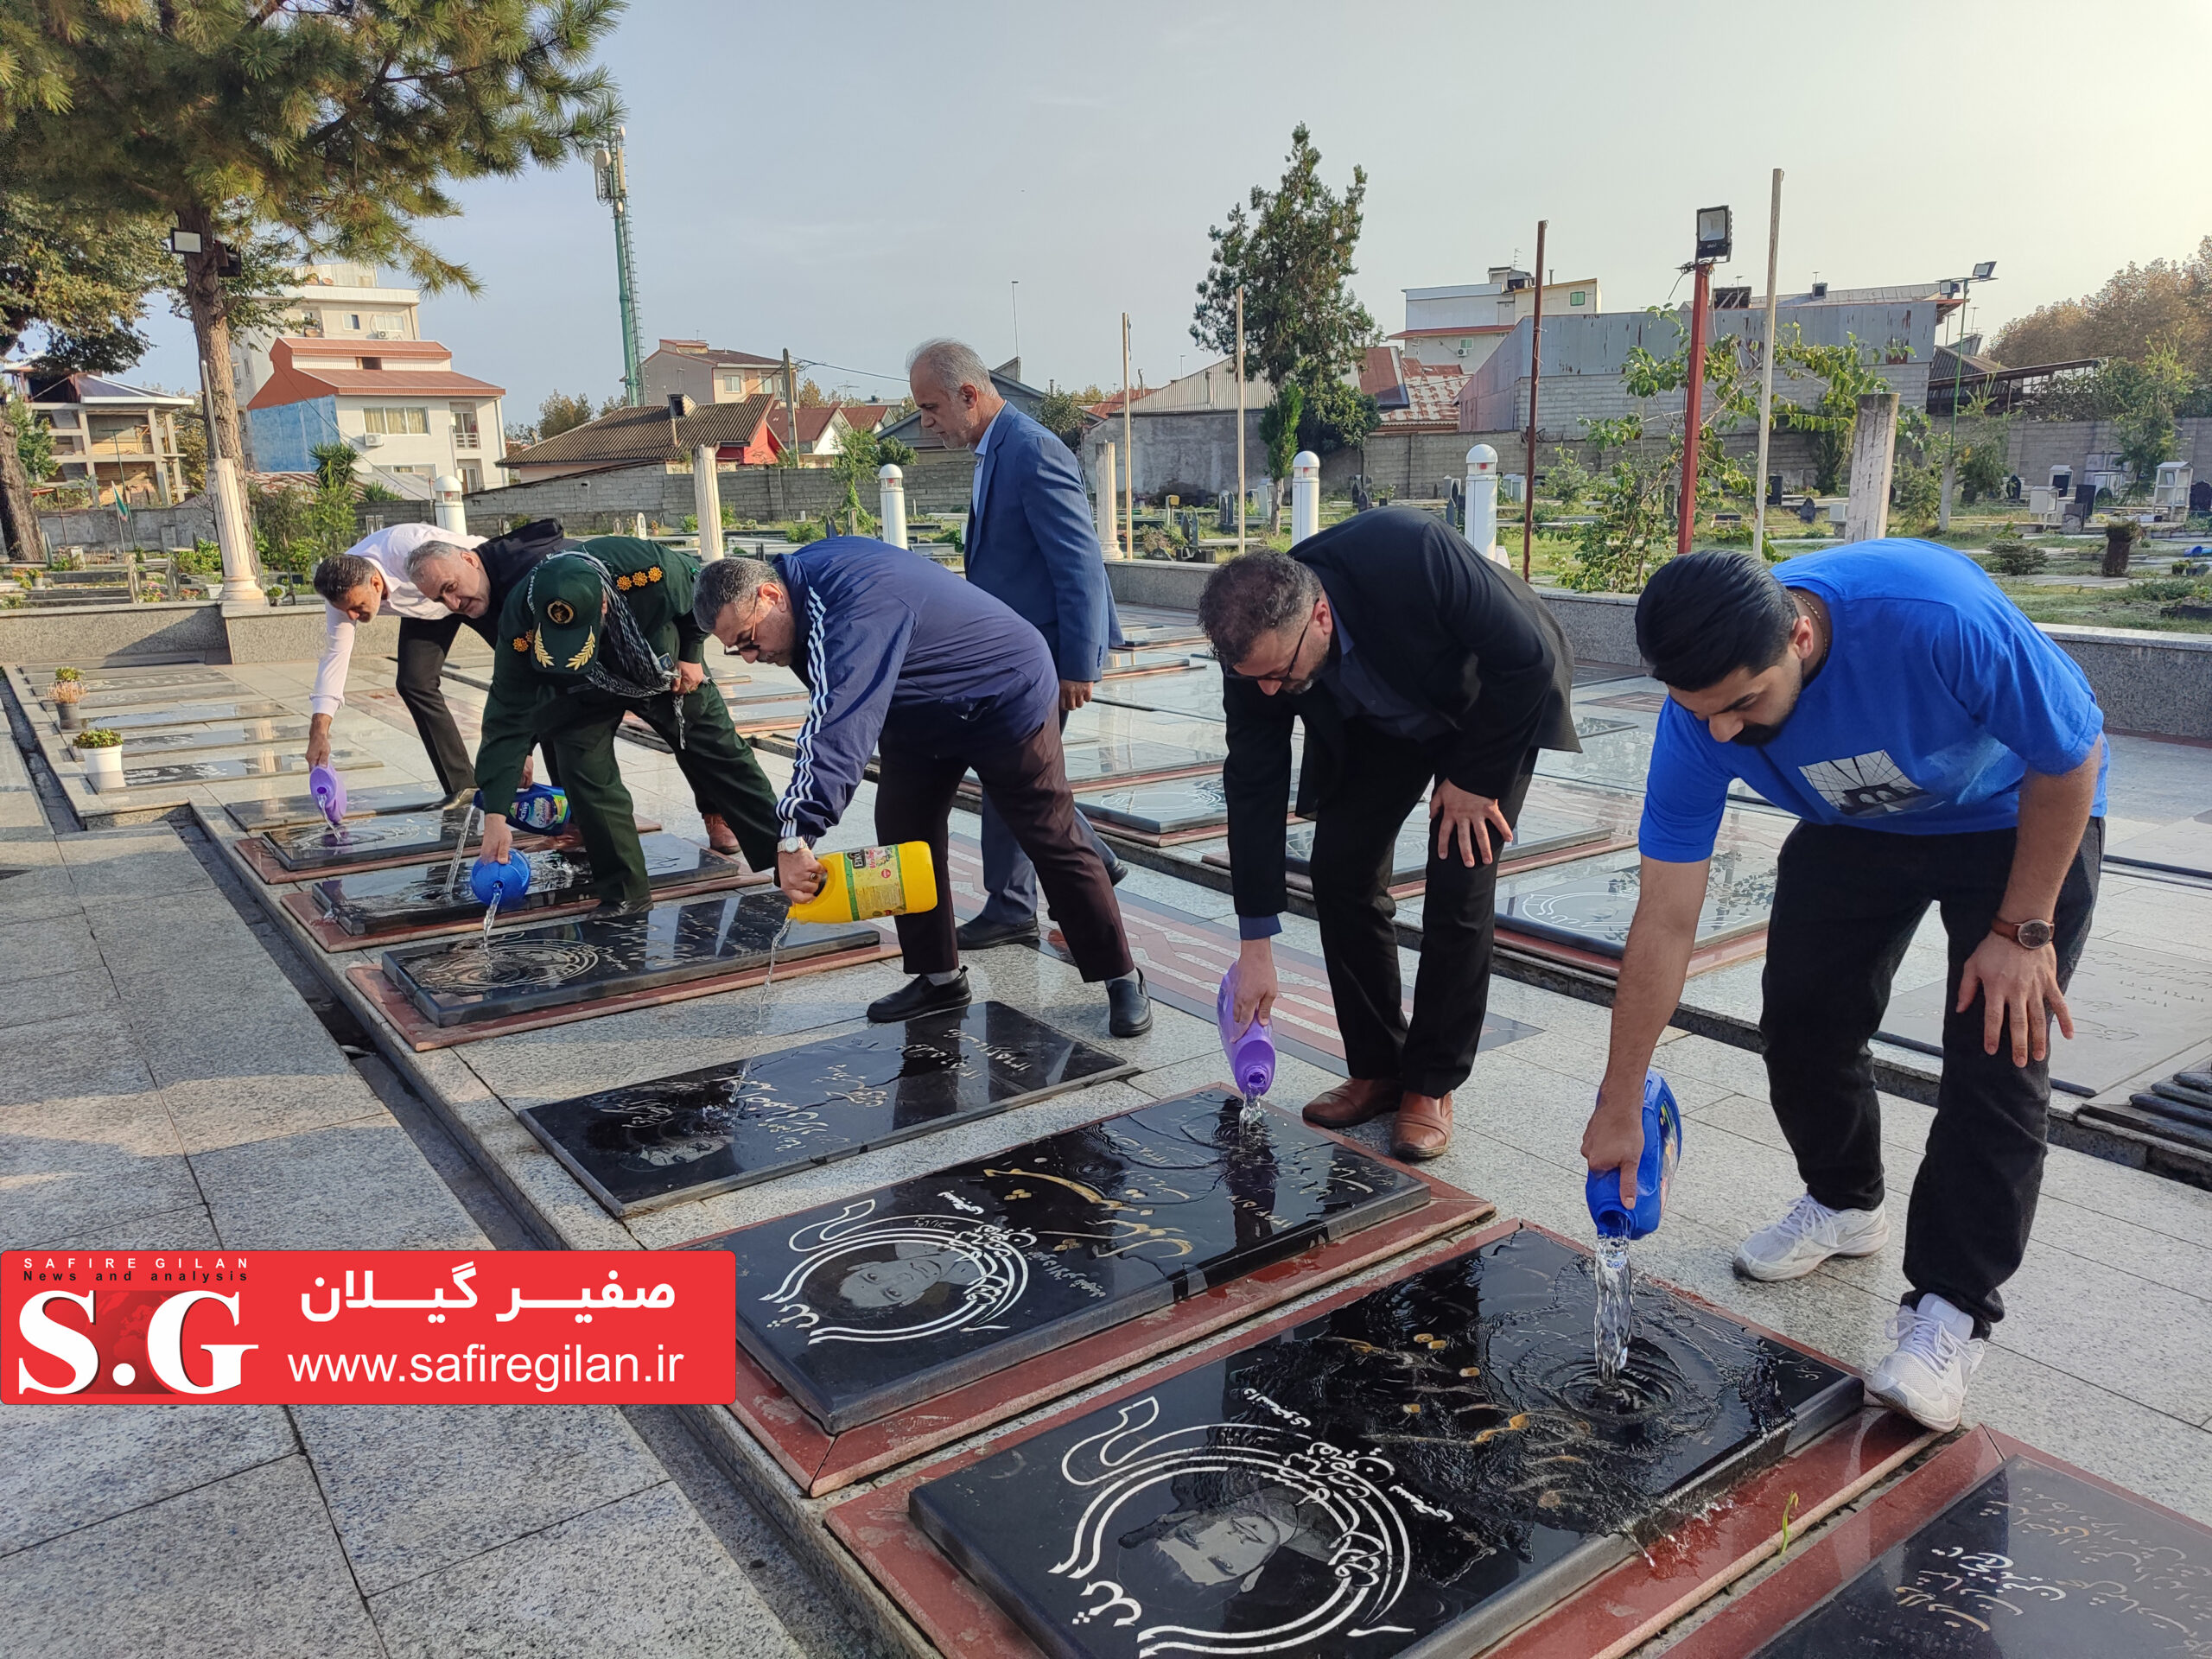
[1972,261,1997,282]
[594,128,645,407]
[1694,206,1732,264]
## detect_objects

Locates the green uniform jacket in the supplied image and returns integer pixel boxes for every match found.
[474,537,707,814]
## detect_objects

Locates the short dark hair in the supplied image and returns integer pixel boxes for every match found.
[312,553,379,607]
[1636,552,1797,690]
[1198,553,1320,667]
[692,556,776,632]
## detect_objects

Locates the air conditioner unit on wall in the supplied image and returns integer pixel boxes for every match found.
[360,433,383,447]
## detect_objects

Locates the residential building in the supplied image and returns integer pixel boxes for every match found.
[779,405,852,467]
[837,404,902,438]
[1075,357,1266,500]
[1394,268,1604,372]
[17,371,194,505]
[245,337,505,494]
[641,340,784,409]
[498,395,783,486]
[230,262,425,411]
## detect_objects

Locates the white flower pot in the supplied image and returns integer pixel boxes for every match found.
[84,746,125,793]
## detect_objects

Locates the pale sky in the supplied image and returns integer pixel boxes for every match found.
[130,0,2212,426]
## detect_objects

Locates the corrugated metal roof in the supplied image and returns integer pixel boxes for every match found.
[502,395,779,467]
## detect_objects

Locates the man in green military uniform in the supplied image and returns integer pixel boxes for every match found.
[473,537,781,909]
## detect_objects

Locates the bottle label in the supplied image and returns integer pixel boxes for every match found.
[838,845,909,920]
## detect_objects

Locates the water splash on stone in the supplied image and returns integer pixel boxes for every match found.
[1593,1232,1633,1389]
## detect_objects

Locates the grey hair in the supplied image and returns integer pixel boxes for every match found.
[402,535,474,586]
[312,553,380,607]
[692,556,778,633]
[906,337,995,397]
[1198,553,1321,667]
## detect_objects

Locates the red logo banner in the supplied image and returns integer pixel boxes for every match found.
[5,1251,735,1405]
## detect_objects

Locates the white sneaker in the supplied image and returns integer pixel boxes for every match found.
[1732,1192,1890,1281]
[1866,1294,1986,1432]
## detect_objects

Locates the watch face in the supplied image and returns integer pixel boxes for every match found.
[2015,918,2054,950]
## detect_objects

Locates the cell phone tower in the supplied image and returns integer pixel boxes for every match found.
[593,129,645,407]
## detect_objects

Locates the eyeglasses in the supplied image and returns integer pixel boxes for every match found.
[1223,610,1316,688]
[723,593,769,654]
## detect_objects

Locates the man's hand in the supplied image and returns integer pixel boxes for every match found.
[518,752,536,788]
[777,842,825,901]
[1430,779,1514,867]
[304,715,333,769]
[1580,1077,1648,1205]
[1958,931,2073,1066]
[1232,937,1279,1028]
[479,813,514,868]
[1059,678,1096,713]
[673,659,706,696]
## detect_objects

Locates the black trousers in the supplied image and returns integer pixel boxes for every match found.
[875,717,1135,982]
[1760,818,2103,1332]
[1308,726,1537,1097]
[396,613,474,794]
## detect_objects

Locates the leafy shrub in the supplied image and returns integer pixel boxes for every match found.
[73,728,123,748]
[1984,538,2046,576]
[786,520,827,545]
[51,666,81,682]
[2126,576,2212,604]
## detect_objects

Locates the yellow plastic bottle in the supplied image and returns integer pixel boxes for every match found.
[785,842,938,924]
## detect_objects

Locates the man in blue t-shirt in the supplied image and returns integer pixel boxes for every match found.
[1579,544,2106,1433]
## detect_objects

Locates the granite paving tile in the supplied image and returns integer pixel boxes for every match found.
[0,1092,201,1239]
[0,1402,293,1556]
[0,964,119,1032]
[293,1403,667,1595]
[190,1117,483,1249]
[156,1072,394,1156]
[0,912,104,982]
[1989,1236,2212,1424]
[0,1455,384,1657]
[31,1202,219,1251]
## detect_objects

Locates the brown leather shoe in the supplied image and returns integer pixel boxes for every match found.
[1392,1091,1453,1161]
[1303,1077,1402,1128]
[701,811,741,855]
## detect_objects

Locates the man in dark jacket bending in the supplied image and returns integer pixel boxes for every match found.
[1201,509,1580,1159]
[693,540,1152,1037]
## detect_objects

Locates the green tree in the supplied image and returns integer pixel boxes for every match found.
[1991,237,2212,384]
[1191,124,1376,528]
[1256,382,1304,535]
[4,2,622,476]
[877,434,917,470]
[1036,386,1090,451]
[2105,346,2191,491]
[535,390,600,442]
[7,395,54,482]
[1295,376,1379,455]
[826,425,882,536]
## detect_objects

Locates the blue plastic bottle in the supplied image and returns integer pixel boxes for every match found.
[469,851,533,907]
[1586,1072,1683,1241]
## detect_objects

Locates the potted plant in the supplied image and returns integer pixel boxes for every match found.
[75,727,126,791]
[51,668,86,731]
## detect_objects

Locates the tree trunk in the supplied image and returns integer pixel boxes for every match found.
[2102,522,2136,579]
[1266,477,1282,536]
[0,398,43,563]
[176,204,245,469]
[1938,454,1955,532]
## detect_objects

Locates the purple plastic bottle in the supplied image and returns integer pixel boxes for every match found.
[308,764,346,827]
[1217,966,1278,1109]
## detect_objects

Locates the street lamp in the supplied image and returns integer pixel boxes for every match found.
[1678,203,1731,555]
[1695,206,1733,264]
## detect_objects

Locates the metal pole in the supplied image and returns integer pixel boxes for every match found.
[782,349,798,459]
[1678,259,1713,556]
[1752,168,1783,556]
[1521,219,1547,580]
[1121,313,1134,556]
[1011,280,1020,365]
[607,131,644,407]
[1235,285,1247,556]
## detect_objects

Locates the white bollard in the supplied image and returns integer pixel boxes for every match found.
[691,444,723,560]
[1289,451,1321,544]
[878,462,908,550]
[1096,442,1120,557]
[1464,443,1504,565]
[208,454,264,606]
[433,474,467,537]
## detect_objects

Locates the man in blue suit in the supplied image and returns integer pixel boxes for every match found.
[908,338,1128,950]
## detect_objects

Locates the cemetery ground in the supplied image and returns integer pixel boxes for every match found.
[3,620,2211,1657]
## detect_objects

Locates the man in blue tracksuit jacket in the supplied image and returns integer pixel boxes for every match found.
[692,540,1153,1036]
[908,338,1128,950]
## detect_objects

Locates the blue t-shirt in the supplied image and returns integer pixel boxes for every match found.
[1639,542,2109,863]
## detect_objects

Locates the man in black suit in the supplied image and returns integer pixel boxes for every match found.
[1201,509,1580,1160]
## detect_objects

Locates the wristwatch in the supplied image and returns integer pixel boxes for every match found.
[1991,916,2054,950]
[776,836,808,855]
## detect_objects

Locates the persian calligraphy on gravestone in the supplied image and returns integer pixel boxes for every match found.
[1498,845,1777,958]
[1748,1456,2212,1657]
[314,833,738,937]
[227,783,448,833]
[913,1226,1857,1659]
[695,1089,1428,1431]
[119,750,378,788]
[1075,775,1230,836]
[381,889,878,1028]
[523,1001,1134,1217]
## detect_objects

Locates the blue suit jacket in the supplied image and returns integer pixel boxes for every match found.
[965,404,1123,683]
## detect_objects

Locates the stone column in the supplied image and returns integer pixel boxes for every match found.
[433,474,467,537]
[691,444,723,560]
[1465,443,1503,564]
[1290,450,1321,545]
[1096,442,1121,558]
[878,463,908,550]
[208,454,264,607]
[1842,391,1898,543]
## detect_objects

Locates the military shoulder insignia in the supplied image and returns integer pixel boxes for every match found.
[545,599,575,625]
[647,566,664,582]
[512,634,531,652]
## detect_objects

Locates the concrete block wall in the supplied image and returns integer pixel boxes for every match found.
[1319,428,1823,499]
[458,452,979,535]
[35,499,219,554]
[2006,416,2212,490]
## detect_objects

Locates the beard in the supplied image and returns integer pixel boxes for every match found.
[1728,677,1805,747]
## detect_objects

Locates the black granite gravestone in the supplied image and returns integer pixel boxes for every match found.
[119,749,378,788]
[524,1001,1135,1217]
[696,1089,1428,1430]
[913,1225,1857,1659]
[1499,845,1777,958]
[1062,742,1221,788]
[1076,775,1230,836]
[313,832,739,937]
[228,783,448,833]
[1748,1456,2212,1656]
[81,701,290,732]
[263,807,482,872]
[86,719,309,756]
[1282,810,1606,882]
[381,888,880,1027]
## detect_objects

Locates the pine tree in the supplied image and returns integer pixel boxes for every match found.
[4,1,623,474]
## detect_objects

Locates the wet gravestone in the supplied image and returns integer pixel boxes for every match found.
[79,701,290,732]
[382,888,880,1028]
[264,806,484,872]
[35,668,233,699]
[314,832,740,937]
[1498,844,1777,958]
[1075,775,1230,837]
[913,1225,1857,1659]
[90,719,310,756]
[1747,1455,2212,1656]
[119,749,378,789]
[524,1001,1135,1216]
[695,1088,1428,1430]
[228,783,448,833]
[1060,741,1221,788]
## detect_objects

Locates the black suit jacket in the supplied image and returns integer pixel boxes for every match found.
[1223,507,1580,922]
[462,518,574,646]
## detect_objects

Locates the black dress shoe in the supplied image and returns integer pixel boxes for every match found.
[954,914,1040,951]
[1106,855,1128,887]
[588,897,655,920]
[867,969,973,1023]
[1107,969,1153,1038]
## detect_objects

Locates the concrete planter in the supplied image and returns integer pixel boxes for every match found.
[83,744,125,792]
